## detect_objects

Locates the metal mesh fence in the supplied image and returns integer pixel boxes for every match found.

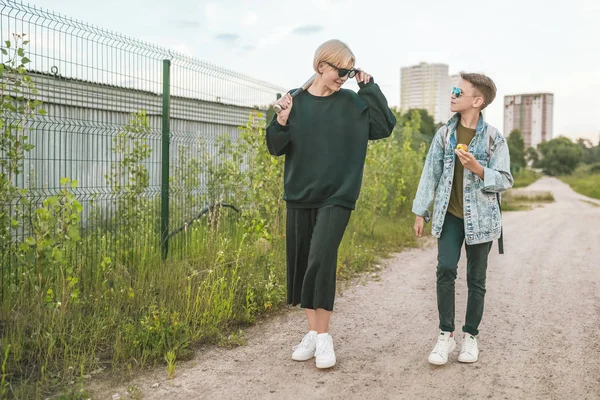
[0,0,284,297]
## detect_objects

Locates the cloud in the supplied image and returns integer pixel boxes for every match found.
[174,20,202,29]
[204,3,218,19]
[257,27,295,50]
[243,12,258,26]
[215,33,240,42]
[291,24,325,35]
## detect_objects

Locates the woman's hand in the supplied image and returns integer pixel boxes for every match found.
[355,70,372,84]
[275,93,293,125]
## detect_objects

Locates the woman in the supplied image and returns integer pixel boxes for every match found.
[266,39,396,369]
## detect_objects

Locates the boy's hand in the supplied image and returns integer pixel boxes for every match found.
[414,216,425,237]
[455,149,484,179]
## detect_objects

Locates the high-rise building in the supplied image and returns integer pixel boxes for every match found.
[449,73,460,90]
[504,93,554,148]
[400,62,450,124]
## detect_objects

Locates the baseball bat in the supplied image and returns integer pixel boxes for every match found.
[273,73,317,113]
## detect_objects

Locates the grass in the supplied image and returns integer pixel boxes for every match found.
[501,201,530,212]
[507,193,555,202]
[502,191,555,212]
[0,211,279,398]
[560,166,600,200]
[512,169,542,188]
[580,199,600,208]
[127,386,143,400]
[337,213,421,280]
[0,208,422,399]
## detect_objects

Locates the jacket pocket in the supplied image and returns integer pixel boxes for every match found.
[473,190,501,234]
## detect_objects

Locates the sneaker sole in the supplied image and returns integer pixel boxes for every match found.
[428,340,456,365]
[292,353,315,361]
[316,359,336,369]
[428,357,448,366]
[458,354,478,363]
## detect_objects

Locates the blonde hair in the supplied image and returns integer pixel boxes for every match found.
[313,39,355,72]
[460,72,497,110]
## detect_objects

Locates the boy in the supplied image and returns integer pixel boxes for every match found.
[412,72,513,365]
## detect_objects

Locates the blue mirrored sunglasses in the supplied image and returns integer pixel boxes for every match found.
[451,86,463,98]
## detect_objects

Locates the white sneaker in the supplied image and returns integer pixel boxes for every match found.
[428,331,456,365]
[292,331,317,361]
[315,333,336,369]
[458,333,479,363]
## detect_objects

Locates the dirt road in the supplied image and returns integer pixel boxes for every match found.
[95,177,600,400]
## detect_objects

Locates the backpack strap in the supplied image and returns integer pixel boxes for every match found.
[442,124,450,150]
[485,125,497,160]
[497,192,504,254]
[485,126,504,255]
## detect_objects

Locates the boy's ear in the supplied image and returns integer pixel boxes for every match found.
[474,97,485,109]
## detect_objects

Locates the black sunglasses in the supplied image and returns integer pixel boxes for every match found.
[325,61,357,78]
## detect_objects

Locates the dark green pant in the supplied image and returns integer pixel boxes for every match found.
[437,212,492,336]
[286,205,351,311]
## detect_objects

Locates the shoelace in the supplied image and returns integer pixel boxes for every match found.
[462,336,476,354]
[315,337,334,357]
[432,338,451,355]
[293,334,315,351]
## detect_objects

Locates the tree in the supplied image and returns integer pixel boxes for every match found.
[507,129,526,173]
[393,108,441,153]
[526,147,540,167]
[537,137,583,176]
[577,138,600,165]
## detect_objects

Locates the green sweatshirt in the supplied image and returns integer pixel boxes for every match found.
[266,80,396,210]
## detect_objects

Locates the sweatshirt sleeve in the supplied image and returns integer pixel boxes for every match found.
[265,115,291,156]
[357,79,397,140]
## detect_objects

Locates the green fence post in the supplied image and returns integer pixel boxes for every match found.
[161,59,171,260]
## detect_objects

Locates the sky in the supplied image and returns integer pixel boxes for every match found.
[28,0,600,144]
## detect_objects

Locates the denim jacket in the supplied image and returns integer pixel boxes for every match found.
[412,113,514,245]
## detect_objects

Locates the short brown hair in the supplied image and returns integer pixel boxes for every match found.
[313,39,355,72]
[460,72,497,110]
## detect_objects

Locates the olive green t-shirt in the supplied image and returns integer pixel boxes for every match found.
[447,124,476,219]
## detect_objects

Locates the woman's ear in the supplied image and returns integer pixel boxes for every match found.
[317,61,325,74]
